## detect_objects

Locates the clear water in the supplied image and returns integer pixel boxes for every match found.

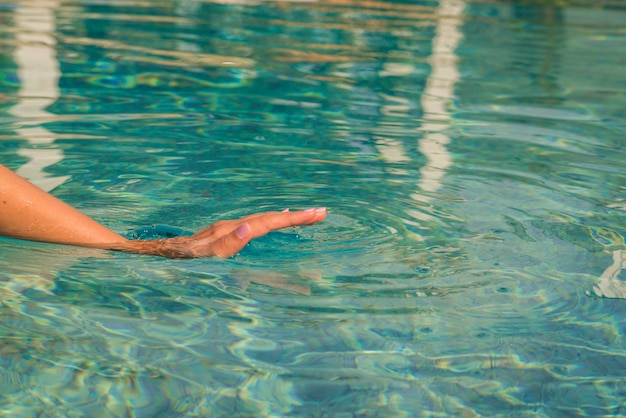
[1,0,625,416]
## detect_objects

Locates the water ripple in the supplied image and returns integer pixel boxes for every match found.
[2,0,626,416]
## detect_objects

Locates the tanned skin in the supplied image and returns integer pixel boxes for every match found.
[0,164,326,258]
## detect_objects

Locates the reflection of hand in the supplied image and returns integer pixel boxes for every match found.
[233,268,322,295]
[111,208,327,259]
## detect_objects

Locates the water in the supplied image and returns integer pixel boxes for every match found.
[1,0,625,416]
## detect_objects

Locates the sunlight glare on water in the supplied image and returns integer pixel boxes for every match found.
[0,0,625,416]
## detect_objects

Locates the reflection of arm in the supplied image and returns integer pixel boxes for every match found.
[0,164,326,258]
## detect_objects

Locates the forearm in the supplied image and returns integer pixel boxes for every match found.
[0,164,127,248]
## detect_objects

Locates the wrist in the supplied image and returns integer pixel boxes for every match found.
[107,237,198,259]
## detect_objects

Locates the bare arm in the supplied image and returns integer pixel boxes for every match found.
[0,164,326,258]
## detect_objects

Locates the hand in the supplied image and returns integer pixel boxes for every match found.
[111,207,327,258]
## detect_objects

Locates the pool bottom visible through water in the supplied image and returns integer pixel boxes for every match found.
[0,0,625,416]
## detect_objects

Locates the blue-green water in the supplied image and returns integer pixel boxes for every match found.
[1,0,625,416]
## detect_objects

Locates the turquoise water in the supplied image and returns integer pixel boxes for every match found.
[1,0,625,416]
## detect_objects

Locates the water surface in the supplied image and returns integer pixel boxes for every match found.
[1,0,625,416]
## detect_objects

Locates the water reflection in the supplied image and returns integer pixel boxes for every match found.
[416,0,463,197]
[8,0,68,192]
[594,250,626,299]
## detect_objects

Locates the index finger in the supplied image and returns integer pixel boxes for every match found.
[246,207,327,238]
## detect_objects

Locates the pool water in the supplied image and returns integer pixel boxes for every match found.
[1,0,625,416]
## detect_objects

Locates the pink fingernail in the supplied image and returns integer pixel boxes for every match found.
[304,208,315,213]
[236,223,251,239]
[315,207,326,213]
[282,208,290,213]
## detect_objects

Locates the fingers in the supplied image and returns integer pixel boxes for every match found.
[246,207,327,239]
[201,208,327,258]
[194,208,327,240]
[206,222,252,258]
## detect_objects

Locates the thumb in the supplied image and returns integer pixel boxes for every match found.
[209,223,252,258]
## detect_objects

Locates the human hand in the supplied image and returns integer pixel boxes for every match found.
[112,207,327,258]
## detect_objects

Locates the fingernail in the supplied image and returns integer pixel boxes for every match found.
[282,208,290,213]
[304,208,315,213]
[236,223,251,239]
[315,207,326,213]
